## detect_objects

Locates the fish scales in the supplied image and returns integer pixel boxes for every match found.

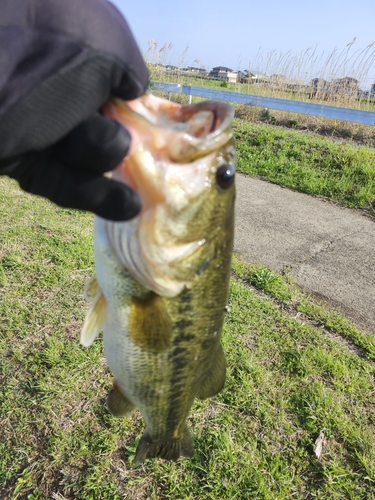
[81,93,235,464]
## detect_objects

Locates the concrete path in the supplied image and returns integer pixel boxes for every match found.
[234,174,375,334]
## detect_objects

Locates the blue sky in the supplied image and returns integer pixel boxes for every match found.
[112,0,375,87]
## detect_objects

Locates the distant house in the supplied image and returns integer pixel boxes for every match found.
[242,69,266,83]
[309,78,329,99]
[223,71,238,83]
[209,66,244,83]
[186,66,207,74]
[209,66,233,80]
[309,76,360,100]
[237,71,247,83]
[311,78,328,88]
[370,83,375,95]
[211,66,233,74]
[331,77,359,95]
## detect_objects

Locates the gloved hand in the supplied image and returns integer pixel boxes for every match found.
[0,0,149,221]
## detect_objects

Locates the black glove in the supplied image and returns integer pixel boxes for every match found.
[0,0,149,221]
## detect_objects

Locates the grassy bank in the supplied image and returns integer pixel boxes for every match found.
[153,87,375,212]
[1,179,375,499]
[233,119,375,215]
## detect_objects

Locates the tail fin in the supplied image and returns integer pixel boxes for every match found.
[133,423,194,465]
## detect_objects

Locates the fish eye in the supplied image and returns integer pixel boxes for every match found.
[216,164,235,189]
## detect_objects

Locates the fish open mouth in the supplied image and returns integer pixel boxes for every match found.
[163,101,229,137]
[104,94,234,163]
[124,93,232,136]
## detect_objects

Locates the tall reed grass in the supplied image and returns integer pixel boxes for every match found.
[244,40,375,109]
[145,39,375,146]
[145,39,375,106]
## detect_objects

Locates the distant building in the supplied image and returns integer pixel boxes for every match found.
[209,66,233,80]
[236,71,247,83]
[209,66,245,83]
[311,78,328,88]
[241,69,266,83]
[185,66,207,74]
[309,76,360,100]
[331,77,359,95]
[211,66,233,74]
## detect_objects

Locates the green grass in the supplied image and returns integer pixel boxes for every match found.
[1,178,375,499]
[234,119,375,214]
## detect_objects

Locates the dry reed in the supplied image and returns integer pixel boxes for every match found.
[145,40,375,146]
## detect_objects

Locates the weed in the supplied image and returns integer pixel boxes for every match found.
[234,119,375,214]
[288,119,298,128]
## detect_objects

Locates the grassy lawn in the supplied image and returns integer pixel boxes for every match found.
[1,177,375,499]
[234,119,375,215]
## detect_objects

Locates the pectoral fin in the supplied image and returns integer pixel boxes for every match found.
[107,381,135,417]
[129,292,172,352]
[84,275,100,302]
[196,344,226,399]
[81,286,106,347]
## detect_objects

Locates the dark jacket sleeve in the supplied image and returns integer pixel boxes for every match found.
[0,0,149,158]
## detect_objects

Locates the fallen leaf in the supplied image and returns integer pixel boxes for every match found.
[314,431,325,459]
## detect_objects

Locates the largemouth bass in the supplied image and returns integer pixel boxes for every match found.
[81,93,235,464]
